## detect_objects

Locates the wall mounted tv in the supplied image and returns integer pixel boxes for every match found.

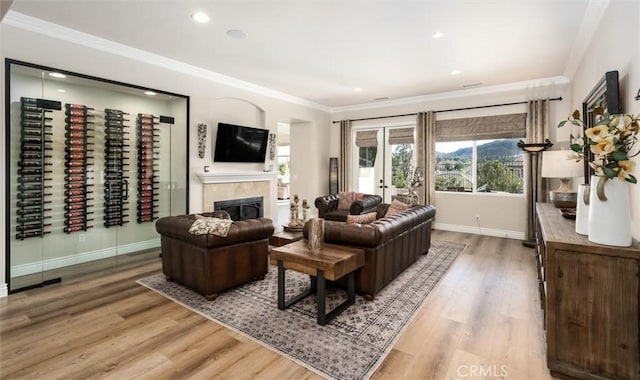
[213,122,269,163]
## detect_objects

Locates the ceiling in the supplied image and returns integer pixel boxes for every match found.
[6,0,599,109]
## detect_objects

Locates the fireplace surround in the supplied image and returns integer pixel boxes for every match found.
[214,196,264,221]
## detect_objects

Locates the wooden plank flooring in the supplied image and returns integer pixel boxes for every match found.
[0,231,553,379]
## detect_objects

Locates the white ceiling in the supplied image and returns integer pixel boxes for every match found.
[6,0,601,109]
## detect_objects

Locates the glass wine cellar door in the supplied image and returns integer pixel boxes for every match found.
[6,61,189,292]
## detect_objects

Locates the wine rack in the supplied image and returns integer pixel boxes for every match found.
[63,103,95,234]
[16,97,60,240]
[136,113,159,223]
[103,108,130,227]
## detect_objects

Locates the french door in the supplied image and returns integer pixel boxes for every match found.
[352,126,415,203]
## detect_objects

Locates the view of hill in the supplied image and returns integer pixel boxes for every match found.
[436,140,522,159]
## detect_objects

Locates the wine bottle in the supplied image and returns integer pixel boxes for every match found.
[66,125,87,132]
[66,103,94,111]
[18,161,43,167]
[65,189,92,196]
[18,193,51,200]
[65,167,85,174]
[18,176,42,183]
[64,225,88,233]
[64,204,84,211]
[17,215,43,223]
[65,109,87,117]
[17,199,50,207]
[16,231,45,239]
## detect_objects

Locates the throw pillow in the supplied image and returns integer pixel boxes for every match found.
[346,211,377,224]
[354,192,365,200]
[337,191,355,210]
[189,217,233,237]
[384,199,412,217]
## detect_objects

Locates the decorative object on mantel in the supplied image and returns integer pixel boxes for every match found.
[197,123,207,159]
[285,194,304,230]
[558,110,639,247]
[307,217,324,252]
[302,199,309,222]
[541,149,583,208]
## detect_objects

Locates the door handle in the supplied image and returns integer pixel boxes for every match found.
[123,179,129,201]
[105,180,111,201]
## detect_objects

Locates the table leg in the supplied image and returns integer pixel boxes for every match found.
[277,260,285,310]
[317,270,326,325]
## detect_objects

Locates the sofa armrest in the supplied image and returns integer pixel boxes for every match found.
[315,194,339,218]
[350,194,383,215]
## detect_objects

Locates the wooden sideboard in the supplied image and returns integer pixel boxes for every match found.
[536,203,640,380]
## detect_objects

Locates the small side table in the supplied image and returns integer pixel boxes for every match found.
[270,240,365,325]
[269,230,304,247]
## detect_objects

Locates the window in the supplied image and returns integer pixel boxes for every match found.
[435,138,523,194]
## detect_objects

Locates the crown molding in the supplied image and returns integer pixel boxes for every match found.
[2,11,331,113]
[330,76,571,113]
[562,0,610,80]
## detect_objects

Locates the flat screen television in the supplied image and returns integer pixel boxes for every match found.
[213,122,269,163]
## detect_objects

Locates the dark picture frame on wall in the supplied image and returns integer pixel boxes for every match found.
[581,70,622,184]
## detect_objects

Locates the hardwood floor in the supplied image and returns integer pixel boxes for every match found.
[0,231,552,379]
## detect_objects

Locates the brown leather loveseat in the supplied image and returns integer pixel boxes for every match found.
[315,193,383,222]
[305,203,436,300]
[155,214,274,300]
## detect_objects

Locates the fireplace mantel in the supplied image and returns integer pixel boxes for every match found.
[198,171,278,184]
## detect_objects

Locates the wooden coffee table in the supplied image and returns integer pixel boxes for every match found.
[270,240,365,325]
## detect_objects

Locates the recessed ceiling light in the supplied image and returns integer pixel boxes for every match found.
[144,91,156,96]
[57,89,66,93]
[191,11,210,23]
[354,87,363,92]
[226,29,248,39]
[451,70,461,75]
[432,31,445,39]
[49,72,66,78]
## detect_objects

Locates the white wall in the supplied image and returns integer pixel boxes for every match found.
[331,81,572,238]
[570,0,640,242]
[0,22,330,292]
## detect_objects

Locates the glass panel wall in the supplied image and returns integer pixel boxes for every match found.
[6,60,189,292]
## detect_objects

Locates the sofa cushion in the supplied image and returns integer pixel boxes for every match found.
[337,191,355,210]
[189,217,233,237]
[354,192,365,200]
[346,211,377,225]
[385,199,411,217]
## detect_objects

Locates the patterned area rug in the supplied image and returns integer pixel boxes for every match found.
[137,240,466,380]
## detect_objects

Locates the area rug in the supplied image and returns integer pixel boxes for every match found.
[137,240,466,380]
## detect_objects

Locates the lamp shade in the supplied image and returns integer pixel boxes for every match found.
[541,150,583,178]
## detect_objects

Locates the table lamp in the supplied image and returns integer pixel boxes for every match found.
[541,150,583,208]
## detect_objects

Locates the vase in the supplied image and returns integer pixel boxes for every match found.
[307,218,324,252]
[587,175,631,247]
[574,184,589,235]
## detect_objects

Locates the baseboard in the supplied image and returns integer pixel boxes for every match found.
[0,283,8,298]
[10,239,160,277]
[434,222,525,240]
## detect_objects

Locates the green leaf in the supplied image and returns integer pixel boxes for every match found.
[628,175,637,184]
[611,151,628,161]
[603,166,617,179]
[557,120,568,128]
[570,144,582,152]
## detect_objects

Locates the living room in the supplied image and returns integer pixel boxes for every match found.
[1,1,640,379]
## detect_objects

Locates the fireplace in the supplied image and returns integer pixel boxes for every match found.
[214,196,264,221]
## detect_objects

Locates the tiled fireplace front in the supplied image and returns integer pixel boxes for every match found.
[199,172,277,222]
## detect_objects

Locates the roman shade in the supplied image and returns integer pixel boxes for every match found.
[388,127,414,145]
[355,130,378,147]
[436,113,526,142]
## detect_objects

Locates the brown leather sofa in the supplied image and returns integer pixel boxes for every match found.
[305,203,436,300]
[155,214,274,300]
[314,193,383,222]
